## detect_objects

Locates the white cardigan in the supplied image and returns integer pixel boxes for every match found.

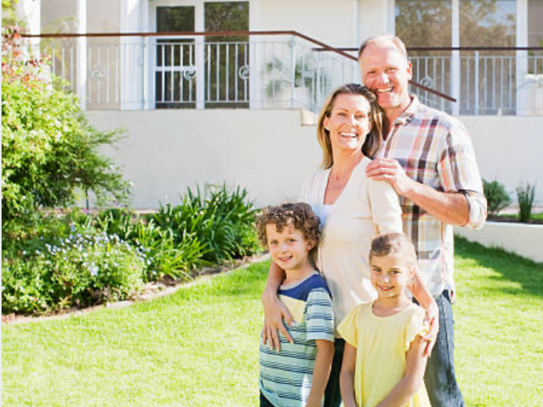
[300,157,403,330]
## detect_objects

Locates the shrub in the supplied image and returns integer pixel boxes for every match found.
[483,179,511,215]
[135,221,205,282]
[152,185,260,263]
[1,28,130,229]
[516,183,536,223]
[2,225,145,315]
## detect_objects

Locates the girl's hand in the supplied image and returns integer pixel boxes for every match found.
[422,300,439,356]
[262,290,294,351]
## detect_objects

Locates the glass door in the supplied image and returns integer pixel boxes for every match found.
[204,1,249,108]
[155,6,197,108]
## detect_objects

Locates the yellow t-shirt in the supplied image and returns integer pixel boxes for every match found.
[337,302,431,407]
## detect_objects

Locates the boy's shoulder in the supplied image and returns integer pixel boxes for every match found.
[279,272,332,302]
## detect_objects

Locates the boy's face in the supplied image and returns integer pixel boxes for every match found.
[265,223,314,272]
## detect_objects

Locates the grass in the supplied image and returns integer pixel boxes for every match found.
[3,238,543,406]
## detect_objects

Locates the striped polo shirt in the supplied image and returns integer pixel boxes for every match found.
[260,272,334,407]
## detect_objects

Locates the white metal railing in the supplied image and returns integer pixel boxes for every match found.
[409,51,543,116]
[29,34,361,113]
[25,35,543,116]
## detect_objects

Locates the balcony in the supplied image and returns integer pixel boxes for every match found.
[23,32,543,116]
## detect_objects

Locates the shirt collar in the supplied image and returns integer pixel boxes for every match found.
[393,95,420,126]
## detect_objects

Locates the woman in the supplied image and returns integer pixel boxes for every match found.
[262,84,437,407]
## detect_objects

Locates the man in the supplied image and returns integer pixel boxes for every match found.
[360,34,487,407]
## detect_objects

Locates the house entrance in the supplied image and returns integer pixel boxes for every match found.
[153,1,249,109]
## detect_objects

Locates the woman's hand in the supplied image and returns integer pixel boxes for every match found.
[262,289,294,351]
[422,299,439,356]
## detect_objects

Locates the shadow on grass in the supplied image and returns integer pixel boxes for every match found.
[455,237,543,299]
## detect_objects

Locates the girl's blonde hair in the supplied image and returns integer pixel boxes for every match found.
[316,83,383,169]
[369,233,418,269]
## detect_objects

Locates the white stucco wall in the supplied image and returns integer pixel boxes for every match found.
[259,0,357,47]
[460,115,543,203]
[88,110,543,210]
[88,109,322,209]
[357,0,392,43]
[456,223,543,264]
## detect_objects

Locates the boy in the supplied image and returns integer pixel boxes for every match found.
[256,203,334,407]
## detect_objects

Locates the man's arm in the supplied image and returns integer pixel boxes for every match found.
[305,340,334,407]
[262,261,293,350]
[375,336,429,407]
[410,270,438,356]
[366,158,470,226]
[339,343,358,407]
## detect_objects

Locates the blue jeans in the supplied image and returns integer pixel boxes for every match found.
[424,290,465,407]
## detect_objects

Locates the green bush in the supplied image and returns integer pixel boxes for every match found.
[517,183,536,223]
[2,225,145,315]
[1,29,130,229]
[483,179,511,215]
[152,185,260,263]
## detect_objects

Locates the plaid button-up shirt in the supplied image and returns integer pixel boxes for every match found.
[377,97,487,298]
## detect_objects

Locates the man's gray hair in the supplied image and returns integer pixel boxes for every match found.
[358,34,408,59]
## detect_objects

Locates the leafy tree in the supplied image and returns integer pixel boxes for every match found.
[2,28,130,228]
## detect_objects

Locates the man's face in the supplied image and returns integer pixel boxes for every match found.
[359,41,412,120]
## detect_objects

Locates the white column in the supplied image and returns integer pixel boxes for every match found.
[249,0,262,109]
[77,0,87,110]
[516,0,528,115]
[195,2,205,109]
[451,0,460,116]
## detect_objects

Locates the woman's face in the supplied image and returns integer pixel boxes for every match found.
[324,93,372,157]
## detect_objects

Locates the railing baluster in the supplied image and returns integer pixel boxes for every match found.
[206,43,211,103]
[492,56,496,111]
[243,42,248,101]
[70,44,74,94]
[500,56,504,111]
[181,43,185,102]
[226,43,230,102]
[216,43,220,102]
[235,43,239,102]
[106,44,110,104]
[170,43,174,102]
[509,57,516,109]
[160,44,166,103]
[474,52,479,115]
[87,44,91,104]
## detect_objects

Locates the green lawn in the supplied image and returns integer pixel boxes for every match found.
[3,238,543,406]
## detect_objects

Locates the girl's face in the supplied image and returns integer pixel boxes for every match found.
[324,93,372,156]
[370,252,414,299]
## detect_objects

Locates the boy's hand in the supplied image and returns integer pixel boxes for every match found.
[262,291,294,351]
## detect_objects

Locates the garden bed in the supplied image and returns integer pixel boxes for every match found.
[2,252,268,325]
[487,213,543,225]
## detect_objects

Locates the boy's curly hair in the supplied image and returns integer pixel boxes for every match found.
[256,203,321,247]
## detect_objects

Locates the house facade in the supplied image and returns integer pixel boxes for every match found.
[18,0,543,207]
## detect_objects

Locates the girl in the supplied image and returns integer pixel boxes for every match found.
[338,233,431,407]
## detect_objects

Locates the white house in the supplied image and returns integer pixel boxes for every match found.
[17,0,543,208]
